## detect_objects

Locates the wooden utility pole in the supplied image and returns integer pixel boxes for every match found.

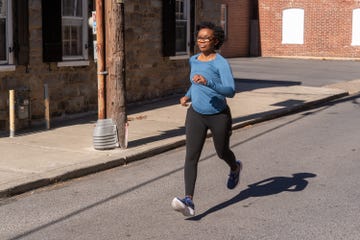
[105,0,127,149]
[96,0,106,119]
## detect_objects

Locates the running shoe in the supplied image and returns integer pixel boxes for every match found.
[227,160,242,189]
[171,196,195,216]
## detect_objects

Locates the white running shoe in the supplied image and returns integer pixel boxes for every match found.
[171,196,195,216]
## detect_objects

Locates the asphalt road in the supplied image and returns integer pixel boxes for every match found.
[1,93,359,240]
[229,57,360,87]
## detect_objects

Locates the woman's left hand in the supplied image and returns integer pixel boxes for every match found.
[193,74,207,85]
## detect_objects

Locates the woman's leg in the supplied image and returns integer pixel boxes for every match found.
[208,107,238,171]
[184,107,208,197]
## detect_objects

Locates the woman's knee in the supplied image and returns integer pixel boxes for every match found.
[216,149,230,160]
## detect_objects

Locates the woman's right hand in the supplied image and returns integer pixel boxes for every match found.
[180,96,190,107]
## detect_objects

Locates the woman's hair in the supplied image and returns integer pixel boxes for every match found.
[196,22,225,50]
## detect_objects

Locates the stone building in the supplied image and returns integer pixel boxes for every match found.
[0,0,223,132]
[258,0,360,58]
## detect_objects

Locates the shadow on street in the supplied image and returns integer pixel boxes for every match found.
[187,172,317,221]
[235,78,302,92]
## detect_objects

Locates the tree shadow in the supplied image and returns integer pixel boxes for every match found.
[187,172,317,221]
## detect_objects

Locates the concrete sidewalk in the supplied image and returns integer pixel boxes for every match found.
[1,62,360,198]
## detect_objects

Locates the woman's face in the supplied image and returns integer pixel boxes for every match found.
[196,28,217,53]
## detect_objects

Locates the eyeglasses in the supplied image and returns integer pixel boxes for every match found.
[196,37,214,43]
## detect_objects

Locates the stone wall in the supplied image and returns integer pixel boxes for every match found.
[0,0,221,132]
[124,0,222,102]
[0,0,98,131]
[125,0,188,103]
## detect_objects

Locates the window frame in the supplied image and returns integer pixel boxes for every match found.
[42,0,89,65]
[0,0,14,66]
[220,4,228,40]
[61,0,88,61]
[174,0,190,56]
[162,0,195,58]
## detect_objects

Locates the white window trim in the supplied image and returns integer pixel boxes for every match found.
[0,65,15,71]
[282,8,304,45]
[169,55,190,60]
[57,60,89,67]
[61,0,88,62]
[352,8,360,46]
[0,0,14,65]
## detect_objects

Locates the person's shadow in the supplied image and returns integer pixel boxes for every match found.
[187,172,317,221]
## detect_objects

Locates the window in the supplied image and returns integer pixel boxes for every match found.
[42,0,88,63]
[162,0,195,57]
[62,0,88,60]
[0,0,6,62]
[175,0,190,55]
[0,0,14,65]
[352,8,360,46]
[220,4,228,39]
[282,8,304,44]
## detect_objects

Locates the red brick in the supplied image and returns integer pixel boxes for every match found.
[258,0,360,58]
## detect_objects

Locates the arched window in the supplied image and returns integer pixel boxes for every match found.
[282,8,304,44]
[352,8,360,46]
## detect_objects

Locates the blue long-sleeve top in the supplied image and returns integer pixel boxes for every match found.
[185,53,235,115]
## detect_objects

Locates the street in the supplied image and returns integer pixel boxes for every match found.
[229,58,360,87]
[1,93,359,240]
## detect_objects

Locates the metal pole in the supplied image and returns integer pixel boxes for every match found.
[96,0,106,119]
[9,90,15,137]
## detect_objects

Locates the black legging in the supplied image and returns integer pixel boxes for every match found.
[184,105,238,197]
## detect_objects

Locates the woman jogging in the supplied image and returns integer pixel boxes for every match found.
[171,22,242,217]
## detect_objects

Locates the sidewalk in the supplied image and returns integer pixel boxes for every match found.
[1,61,359,198]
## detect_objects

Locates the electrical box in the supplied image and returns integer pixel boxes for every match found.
[16,88,31,120]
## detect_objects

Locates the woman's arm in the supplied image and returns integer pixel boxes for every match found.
[207,62,235,97]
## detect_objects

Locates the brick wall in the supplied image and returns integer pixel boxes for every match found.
[259,0,360,58]
[220,0,251,57]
